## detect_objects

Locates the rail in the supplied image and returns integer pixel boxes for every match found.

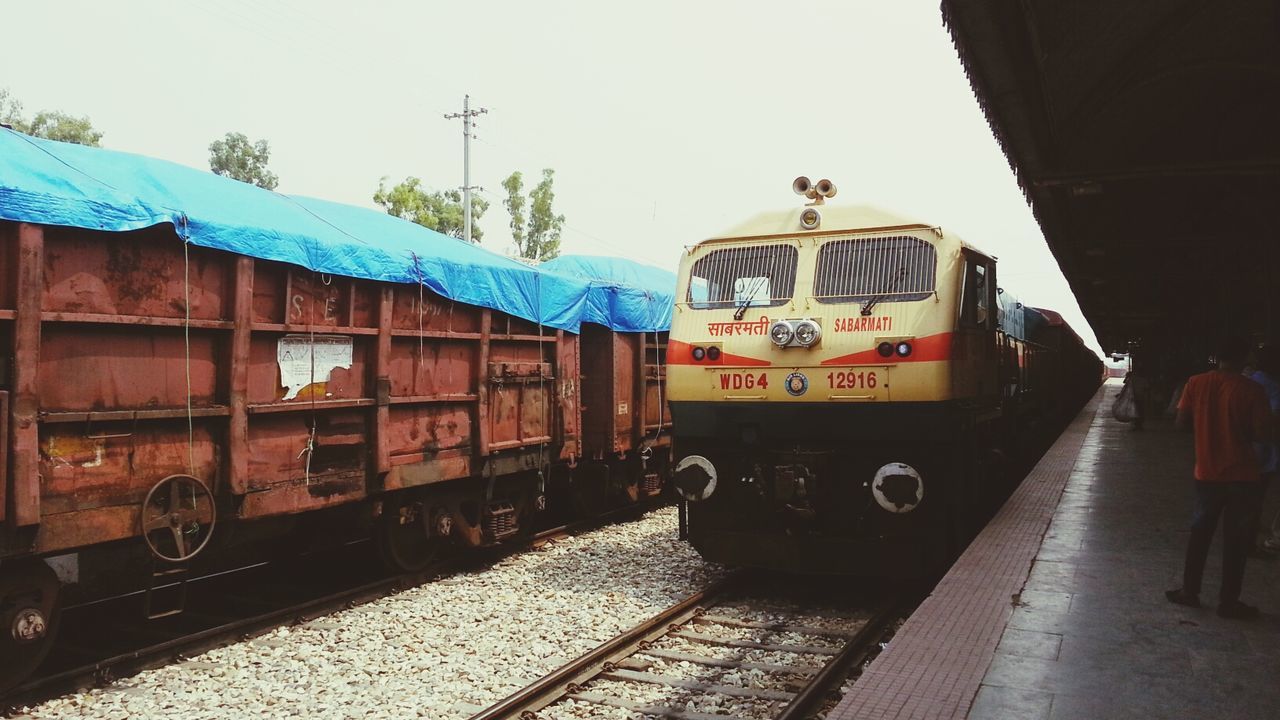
[3,500,664,710]
[468,573,744,720]
[471,576,905,720]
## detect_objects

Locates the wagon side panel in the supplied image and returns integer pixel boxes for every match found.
[29,226,233,553]
[382,285,482,491]
[238,263,375,518]
[555,330,581,460]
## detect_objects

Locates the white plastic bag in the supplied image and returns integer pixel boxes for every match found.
[1112,383,1137,422]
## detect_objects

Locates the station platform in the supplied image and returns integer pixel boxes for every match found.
[831,382,1280,719]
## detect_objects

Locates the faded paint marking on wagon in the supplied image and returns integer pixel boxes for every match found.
[42,436,105,468]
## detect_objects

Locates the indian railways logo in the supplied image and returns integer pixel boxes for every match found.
[785,372,809,396]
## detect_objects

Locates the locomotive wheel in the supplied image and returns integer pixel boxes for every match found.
[0,560,60,692]
[141,474,216,563]
[376,493,442,573]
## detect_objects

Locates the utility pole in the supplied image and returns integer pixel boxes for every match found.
[444,94,487,243]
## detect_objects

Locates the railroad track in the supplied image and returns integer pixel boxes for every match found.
[471,573,905,720]
[3,501,661,712]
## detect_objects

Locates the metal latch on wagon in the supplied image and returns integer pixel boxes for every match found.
[486,362,553,385]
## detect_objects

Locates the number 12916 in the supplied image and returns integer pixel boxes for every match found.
[827,370,878,389]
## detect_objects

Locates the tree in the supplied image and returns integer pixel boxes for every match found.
[502,168,565,261]
[0,88,103,146]
[209,132,279,190]
[0,89,23,129]
[373,176,488,242]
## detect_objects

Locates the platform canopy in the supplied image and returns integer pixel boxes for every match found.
[943,1,1280,354]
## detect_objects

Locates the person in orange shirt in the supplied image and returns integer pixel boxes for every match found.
[1166,337,1272,619]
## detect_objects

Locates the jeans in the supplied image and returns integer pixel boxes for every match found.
[1181,481,1257,603]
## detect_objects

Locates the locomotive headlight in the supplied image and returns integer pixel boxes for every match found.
[692,346,706,361]
[794,320,822,347]
[877,342,895,358]
[799,207,821,230]
[895,341,913,357]
[706,346,721,361]
[769,321,794,347]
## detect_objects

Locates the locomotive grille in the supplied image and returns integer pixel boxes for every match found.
[814,235,936,304]
[484,502,519,540]
[686,244,799,309]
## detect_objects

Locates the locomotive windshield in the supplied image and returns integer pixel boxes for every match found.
[813,235,936,305]
[687,244,798,310]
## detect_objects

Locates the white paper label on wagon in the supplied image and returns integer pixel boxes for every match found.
[278,335,353,400]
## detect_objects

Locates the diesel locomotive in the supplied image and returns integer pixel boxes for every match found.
[666,178,1100,575]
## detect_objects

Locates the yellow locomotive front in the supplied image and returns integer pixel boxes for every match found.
[668,179,1003,575]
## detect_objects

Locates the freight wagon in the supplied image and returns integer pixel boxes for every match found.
[540,255,674,514]
[0,130,675,687]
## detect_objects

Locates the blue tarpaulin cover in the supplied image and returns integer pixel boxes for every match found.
[540,255,675,333]
[996,287,1027,340]
[0,129,671,333]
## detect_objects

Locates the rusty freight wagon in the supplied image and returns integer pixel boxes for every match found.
[541,255,675,512]
[0,130,675,687]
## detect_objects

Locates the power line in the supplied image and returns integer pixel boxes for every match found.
[443,95,488,244]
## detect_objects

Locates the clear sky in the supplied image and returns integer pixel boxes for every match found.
[2,0,1102,352]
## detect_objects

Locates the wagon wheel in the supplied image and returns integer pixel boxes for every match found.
[376,493,443,573]
[141,474,216,563]
[0,560,60,692]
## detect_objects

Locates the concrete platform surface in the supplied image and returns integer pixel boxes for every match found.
[830,383,1280,719]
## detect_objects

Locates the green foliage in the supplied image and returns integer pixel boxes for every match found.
[0,89,24,128]
[502,171,527,253]
[209,132,279,190]
[373,177,488,242]
[0,88,103,146]
[502,168,564,260]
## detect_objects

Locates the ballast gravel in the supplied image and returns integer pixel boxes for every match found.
[19,507,726,720]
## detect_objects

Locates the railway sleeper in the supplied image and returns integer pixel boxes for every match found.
[670,629,841,656]
[628,648,818,677]
[616,657,811,694]
[691,613,856,640]
[602,667,796,700]
[568,691,756,720]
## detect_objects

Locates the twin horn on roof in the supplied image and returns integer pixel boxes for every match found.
[793,176,837,204]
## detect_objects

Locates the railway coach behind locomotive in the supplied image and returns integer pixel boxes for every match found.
[667,177,1099,575]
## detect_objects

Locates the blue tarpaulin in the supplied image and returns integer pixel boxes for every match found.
[540,255,675,333]
[0,129,671,333]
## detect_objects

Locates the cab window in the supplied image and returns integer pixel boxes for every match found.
[686,244,798,310]
[960,259,993,329]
